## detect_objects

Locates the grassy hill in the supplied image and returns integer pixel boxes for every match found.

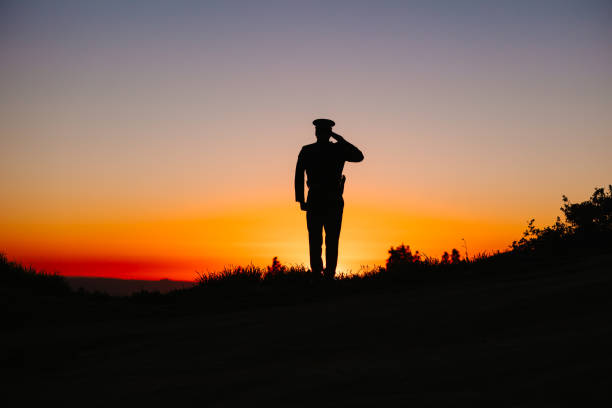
[4,251,611,406]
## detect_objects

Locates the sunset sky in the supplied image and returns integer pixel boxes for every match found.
[2,1,611,280]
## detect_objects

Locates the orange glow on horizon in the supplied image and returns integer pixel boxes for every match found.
[2,201,526,281]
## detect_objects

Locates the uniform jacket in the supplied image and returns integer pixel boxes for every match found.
[295,138,364,208]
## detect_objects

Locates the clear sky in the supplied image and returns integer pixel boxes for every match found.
[2,0,611,280]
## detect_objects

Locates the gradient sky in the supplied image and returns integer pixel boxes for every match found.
[2,0,611,280]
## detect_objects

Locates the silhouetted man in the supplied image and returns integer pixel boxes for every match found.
[295,119,364,278]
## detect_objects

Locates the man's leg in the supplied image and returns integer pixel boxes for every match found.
[306,210,324,276]
[323,204,344,279]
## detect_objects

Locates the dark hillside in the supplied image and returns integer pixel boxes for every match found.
[5,252,612,406]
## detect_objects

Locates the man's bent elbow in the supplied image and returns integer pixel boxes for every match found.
[352,152,364,162]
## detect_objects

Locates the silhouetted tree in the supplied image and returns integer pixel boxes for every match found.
[562,185,612,233]
[511,185,612,253]
[386,244,420,271]
[441,251,451,265]
[451,248,461,264]
[266,256,286,276]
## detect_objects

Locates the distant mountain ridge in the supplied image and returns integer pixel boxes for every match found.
[65,276,195,296]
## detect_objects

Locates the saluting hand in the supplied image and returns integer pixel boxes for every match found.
[330,131,344,142]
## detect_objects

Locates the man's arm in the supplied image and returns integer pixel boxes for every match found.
[331,132,364,162]
[294,149,307,210]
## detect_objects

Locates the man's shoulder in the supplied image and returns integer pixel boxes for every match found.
[300,143,318,154]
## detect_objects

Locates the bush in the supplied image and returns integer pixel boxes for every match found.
[386,244,421,271]
[512,185,612,253]
[562,185,612,233]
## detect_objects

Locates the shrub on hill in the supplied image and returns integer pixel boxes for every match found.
[194,258,312,289]
[383,185,611,273]
[0,252,71,295]
[512,185,612,253]
[385,244,465,274]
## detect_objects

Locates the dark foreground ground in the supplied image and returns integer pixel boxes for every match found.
[5,254,612,406]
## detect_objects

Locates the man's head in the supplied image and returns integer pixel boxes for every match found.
[313,118,335,143]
